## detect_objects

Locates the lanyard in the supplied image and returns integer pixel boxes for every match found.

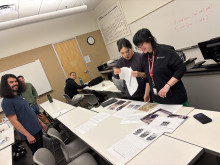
[148,51,155,82]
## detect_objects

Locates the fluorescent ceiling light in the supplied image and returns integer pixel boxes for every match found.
[0,4,17,14]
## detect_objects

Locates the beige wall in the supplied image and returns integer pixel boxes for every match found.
[76,30,110,79]
[0,45,66,103]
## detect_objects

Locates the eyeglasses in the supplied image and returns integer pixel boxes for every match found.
[135,43,144,50]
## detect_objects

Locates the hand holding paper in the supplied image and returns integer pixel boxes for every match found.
[119,67,138,96]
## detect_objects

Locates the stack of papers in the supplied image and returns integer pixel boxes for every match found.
[141,109,188,133]
[108,126,163,164]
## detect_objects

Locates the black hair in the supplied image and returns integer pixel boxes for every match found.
[0,74,25,98]
[133,28,158,50]
[17,75,24,79]
[117,38,132,52]
[69,72,76,76]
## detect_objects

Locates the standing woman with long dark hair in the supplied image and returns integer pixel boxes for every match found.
[113,38,147,101]
[133,28,188,106]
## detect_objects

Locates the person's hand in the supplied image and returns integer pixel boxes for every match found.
[144,93,150,102]
[85,82,89,85]
[158,84,170,98]
[40,122,47,132]
[37,99,40,103]
[26,134,36,144]
[132,71,140,77]
[114,68,121,75]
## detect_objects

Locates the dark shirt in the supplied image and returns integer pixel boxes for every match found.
[64,78,87,99]
[114,52,146,99]
[1,95,41,140]
[141,44,187,104]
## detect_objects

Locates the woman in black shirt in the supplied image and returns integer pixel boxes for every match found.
[133,28,188,105]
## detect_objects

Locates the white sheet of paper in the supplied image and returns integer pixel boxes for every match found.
[0,127,14,150]
[84,56,91,63]
[120,113,149,124]
[108,126,163,164]
[148,116,185,133]
[113,107,137,119]
[151,104,183,114]
[75,121,97,134]
[119,67,138,96]
[53,109,72,118]
[102,85,115,91]
[90,112,110,123]
[0,123,10,133]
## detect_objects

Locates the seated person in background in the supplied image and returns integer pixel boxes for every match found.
[114,38,147,101]
[64,72,88,104]
[18,75,40,114]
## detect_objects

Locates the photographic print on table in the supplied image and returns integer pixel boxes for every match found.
[138,103,158,112]
[140,109,188,124]
[108,100,126,110]
[116,101,132,111]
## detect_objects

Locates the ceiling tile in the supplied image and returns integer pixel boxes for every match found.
[58,0,82,10]
[39,0,62,14]
[19,0,42,18]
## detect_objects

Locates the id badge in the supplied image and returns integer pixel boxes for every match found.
[153,88,158,95]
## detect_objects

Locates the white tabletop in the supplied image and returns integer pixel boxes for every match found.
[56,99,203,164]
[166,109,220,156]
[72,114,202,165]
[127,135,203,165]
[40,99,75,119]
[0,146,12,165]
[0,126,14,151]
[57,107,98,130]
[84,80,120,93]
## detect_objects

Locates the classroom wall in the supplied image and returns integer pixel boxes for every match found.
[94,0,216,64]
[0,10,99,59]
[76,30,110,79]
[0,45,66,104]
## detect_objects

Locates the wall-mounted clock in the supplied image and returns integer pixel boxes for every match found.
[87,36,95,45]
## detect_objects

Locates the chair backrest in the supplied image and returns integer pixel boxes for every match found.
[84,94,99,107]
[105,91,118,99]
[63,94,79,106]
[33,148,56,165]
[47,128,70,162]
[112,77,125,93]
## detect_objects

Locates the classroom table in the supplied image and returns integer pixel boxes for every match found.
[127,135,203,165]
[84,80,121,93]
[64,112,202,165]
[165,109,220,157]
[57,107,98,130]
[0,126,15,151]
[40,99,75,119]
[57,99,203,165]
[0,146,12,165]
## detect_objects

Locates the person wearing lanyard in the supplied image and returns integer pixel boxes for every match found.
[133,28,188,106]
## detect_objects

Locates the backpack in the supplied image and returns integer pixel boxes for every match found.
[88,76,104,87]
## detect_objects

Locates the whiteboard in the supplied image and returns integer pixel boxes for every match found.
[0,59,52,96]
[97,1,130,45]
[129,0,220,50]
